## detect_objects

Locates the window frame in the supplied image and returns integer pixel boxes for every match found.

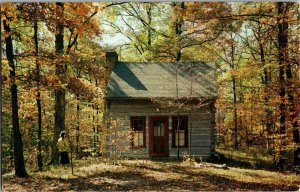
[172,116,188,148]
[130,116,146,148]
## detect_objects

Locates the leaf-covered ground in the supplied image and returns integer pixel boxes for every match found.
[3,158,300,191]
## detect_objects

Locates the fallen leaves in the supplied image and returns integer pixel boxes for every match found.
[3,159,300,191]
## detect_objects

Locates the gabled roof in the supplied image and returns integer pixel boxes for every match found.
[106,61,217,99]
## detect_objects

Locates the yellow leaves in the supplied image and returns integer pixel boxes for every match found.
[2,59,9,66]
[1,3,17,22]
[260,17,275,26]
[15,79,21,86]
[1,14,7,21]
[1,59,12,78]
[108,13,116,23]
[183,2,200,19]
[228,67,252,79]
[60,83,68,90]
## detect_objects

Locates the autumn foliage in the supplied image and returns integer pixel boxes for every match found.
[1,2,300,179]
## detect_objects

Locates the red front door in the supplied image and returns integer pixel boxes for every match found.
[149,116,169,157]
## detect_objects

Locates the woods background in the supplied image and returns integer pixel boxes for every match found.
[1,2,299,177]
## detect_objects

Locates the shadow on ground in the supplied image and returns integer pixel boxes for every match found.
[4,162,299,191]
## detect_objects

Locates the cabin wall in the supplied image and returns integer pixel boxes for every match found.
[103,99,215,159]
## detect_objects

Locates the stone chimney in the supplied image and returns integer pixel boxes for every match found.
[103,50,118,88]
[106,50,118,67]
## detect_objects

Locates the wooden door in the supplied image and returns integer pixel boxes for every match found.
[149,116,169,157]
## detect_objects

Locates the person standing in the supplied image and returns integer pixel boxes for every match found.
[57,131,70,165]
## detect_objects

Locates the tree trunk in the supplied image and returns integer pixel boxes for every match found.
[10,126,14,169]
[0,17,2,186]
[230,39,238,150]
[277,2,287,134]
[95,79,100,145]
[175,62,180,159]
[50,2,65,164]
[3,19,28,177]
[245,117,249,149]
[233,76,238,150]
[176,113,180,159]
[278,2,300,166]
[75,94,80,158]
[93,105,96,148]
[173,2,184,62]
[284,4,300,140]
[189,113,192,159]
[75,70,80,158]
[96,107,99,144]
[238,80,245,147]
[146,5,152,49]
[258,36,273,151]
[188,68,193,160]
[34,16,43,171]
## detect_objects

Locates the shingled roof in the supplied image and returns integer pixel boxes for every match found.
[106,61,217,99]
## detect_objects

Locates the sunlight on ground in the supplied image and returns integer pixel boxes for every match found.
[3,157,300,191]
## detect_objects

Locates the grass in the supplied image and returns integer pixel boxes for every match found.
[3,157,300,191]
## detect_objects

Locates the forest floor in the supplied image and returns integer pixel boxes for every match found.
[3,156,300,191]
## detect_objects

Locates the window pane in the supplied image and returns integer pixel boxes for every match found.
[175,130,185,146]
[134,132,139,146]
[180,119,185,130]
[154,125,158,136]
[133,131,143,146]
[138,120,142,128]
[179,131,184,140]
[179,131,185,146]
[173,117,188,147]
[179,139,185,146]
[154,121,164,136]
[131,117,145,147]
[134,121,138,130]
[160,123,164,136]
[139,131,143,145]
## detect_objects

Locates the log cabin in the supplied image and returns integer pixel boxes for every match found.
[103,51,218,159]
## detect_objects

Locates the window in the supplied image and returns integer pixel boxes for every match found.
[130,116,146,148]
[172,116,188,147]
[153,121,164,136]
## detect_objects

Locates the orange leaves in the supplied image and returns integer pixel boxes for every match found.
[74,22,100,37]
[1,3,17,22]
[183,2,231,20]
[76,25,88,36]
[43,74,60,89]
[19,88,38,120]
[176,2,232,45]
[66,2,92,17]
[172,5,184,22]
[64,2,101,38]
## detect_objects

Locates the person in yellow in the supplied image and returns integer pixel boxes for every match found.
[57,131,70,165]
